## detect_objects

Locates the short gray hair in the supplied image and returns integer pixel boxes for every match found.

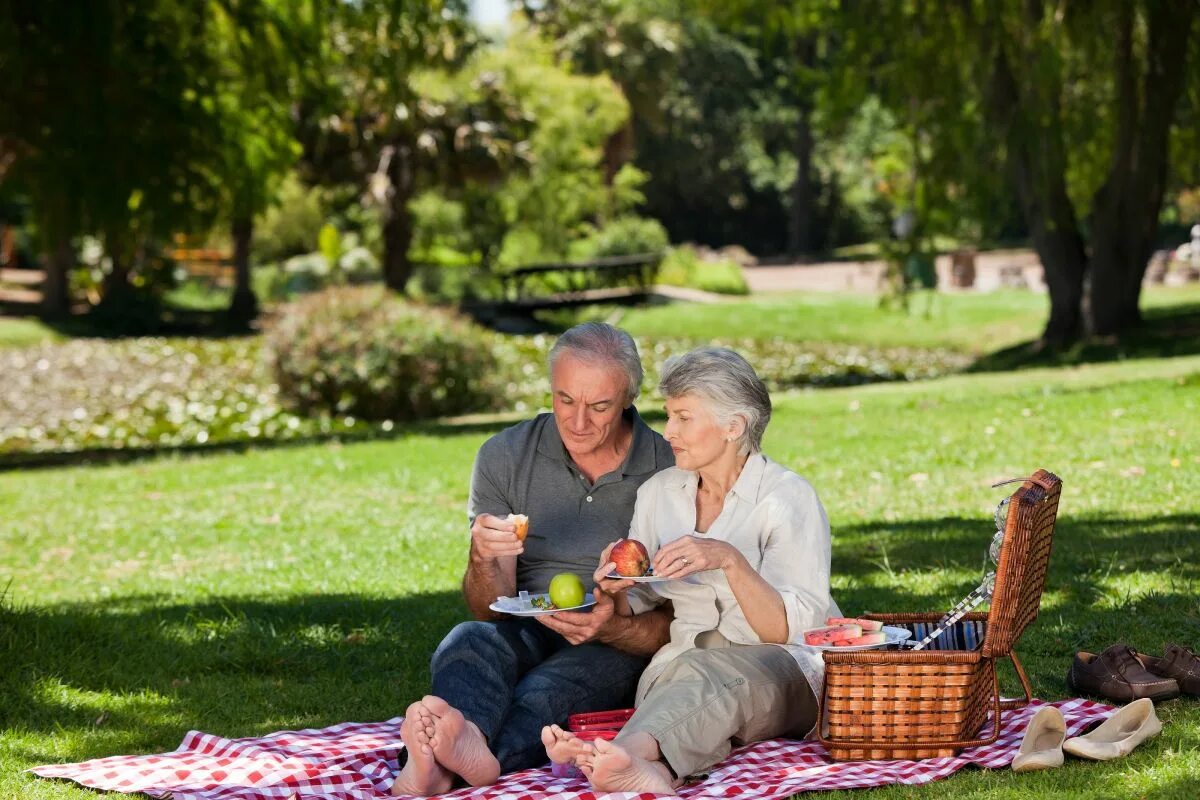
[659,347,771,455]
[548,322,644,405]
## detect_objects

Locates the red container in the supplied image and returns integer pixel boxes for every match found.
[567,708,635,731]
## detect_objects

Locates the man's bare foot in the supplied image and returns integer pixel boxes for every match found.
[541,724,589,766]
[423,695,501,787]
[588,737,677,794]
[391,700,454,796]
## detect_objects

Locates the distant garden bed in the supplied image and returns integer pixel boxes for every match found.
[0,332,968,465]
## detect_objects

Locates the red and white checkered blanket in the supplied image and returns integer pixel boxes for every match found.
[31,698,1113,799]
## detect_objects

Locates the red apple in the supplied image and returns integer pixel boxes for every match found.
[610,539,650,577]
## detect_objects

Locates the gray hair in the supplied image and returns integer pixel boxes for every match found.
[659,347,771,455]
[548,322,644,405]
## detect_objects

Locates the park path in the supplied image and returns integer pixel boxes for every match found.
[743,249,1044,294]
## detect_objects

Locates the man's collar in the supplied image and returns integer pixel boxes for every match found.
[536,407,660,476]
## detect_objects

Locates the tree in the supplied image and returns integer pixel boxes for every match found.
[206,0,315,322]
[0,0,306,319]
[829,1,1198,345]
[300,0,495,293]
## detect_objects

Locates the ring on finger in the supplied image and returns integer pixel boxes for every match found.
[681,557,691,566]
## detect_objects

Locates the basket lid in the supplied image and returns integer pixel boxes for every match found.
[982,469,1062,657]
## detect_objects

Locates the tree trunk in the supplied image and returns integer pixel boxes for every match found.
[980,22,1088,347]
[1086,0,1194,336]
[228,216,258,323]
[788,35,817,257]
[382,142,415,293]
[101,248,131,300]
[788,105,815,256]
[42,236,72,318]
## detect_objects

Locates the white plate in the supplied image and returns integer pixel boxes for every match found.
[603,570,671,583]
[489,592,597,617]
[802,625,912,652]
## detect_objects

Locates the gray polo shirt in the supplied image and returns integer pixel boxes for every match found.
[468,408,674,594]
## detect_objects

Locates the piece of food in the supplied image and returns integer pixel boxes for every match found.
[610,539,651,577]
[826,616,884,632]
[548,572,586,609]
[803,624,863,646]
[834,632,888,647]
[510,514,530,541]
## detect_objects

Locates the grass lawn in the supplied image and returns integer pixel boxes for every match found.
[0,317,64,349]
[608,284,1200,356]
[3,349,1199,798]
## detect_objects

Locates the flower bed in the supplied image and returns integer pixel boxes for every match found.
[0,335,968,462]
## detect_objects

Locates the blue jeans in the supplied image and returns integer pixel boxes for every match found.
[430,618,648,773]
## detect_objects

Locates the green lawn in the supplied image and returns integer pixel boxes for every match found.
[609,284,1200,355]
[0,317,64,349]
[3,351,1199,798]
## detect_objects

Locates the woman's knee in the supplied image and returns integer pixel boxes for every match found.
[654,649,728,692]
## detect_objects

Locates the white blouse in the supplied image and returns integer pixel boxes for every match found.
[627,454,840,704]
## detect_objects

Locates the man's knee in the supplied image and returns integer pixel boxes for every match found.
[431,620,508,671]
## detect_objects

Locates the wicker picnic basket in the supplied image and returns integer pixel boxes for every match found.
[818,469,1062,761]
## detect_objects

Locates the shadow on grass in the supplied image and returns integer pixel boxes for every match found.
[1,590,467,762]
[970,299,1200,372]
[37,303,259,341]
[4,512,1198,762]
[832,512,1200,700]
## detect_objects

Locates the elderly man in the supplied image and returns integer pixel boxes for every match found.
[392,322,674,797]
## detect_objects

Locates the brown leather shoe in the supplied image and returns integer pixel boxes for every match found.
[1137,644,1200,696]
[1066,644,1180,703]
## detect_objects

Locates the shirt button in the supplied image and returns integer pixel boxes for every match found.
[586,496,593,503]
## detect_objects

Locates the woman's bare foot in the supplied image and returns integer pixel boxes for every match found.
[541,724,590,767]
[588,737,677,794]
[391,700,454,796]
[422,695,501,787]
[575,741,596,780]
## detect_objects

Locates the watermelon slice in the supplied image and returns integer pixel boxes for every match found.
[803,624,862,645]
[826,616,884,632]
[833,632,887,647]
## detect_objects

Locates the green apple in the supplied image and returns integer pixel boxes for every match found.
[548,572,586,609]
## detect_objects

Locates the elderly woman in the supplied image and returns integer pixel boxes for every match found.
[542,347,840,793]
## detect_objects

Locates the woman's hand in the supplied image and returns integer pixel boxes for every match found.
[653,535,743,580]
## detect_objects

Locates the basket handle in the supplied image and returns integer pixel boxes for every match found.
[999,650,1034,711]
[991,474,1054,491]
[817,667,1003,755]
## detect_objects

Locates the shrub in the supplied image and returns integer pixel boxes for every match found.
[254,174,327,264]
[658,246,749,295]
[266,287,504,421]
[574,215,669,258]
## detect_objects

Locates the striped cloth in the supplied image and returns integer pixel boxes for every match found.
[31,698,1113,799]
[902,620,988,651]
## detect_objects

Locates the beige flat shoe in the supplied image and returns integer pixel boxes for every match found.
[1063,698,1162,761]
[1012,706,1066,772]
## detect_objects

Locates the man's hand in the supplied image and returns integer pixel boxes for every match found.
[592,540,636,595]
[535,588,617,644]
[470,512,524,561]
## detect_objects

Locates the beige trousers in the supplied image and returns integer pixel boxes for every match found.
[620,633,818,779]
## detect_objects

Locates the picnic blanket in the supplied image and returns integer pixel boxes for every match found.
[31,698,1113,800]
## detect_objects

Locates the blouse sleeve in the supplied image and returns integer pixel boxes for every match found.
[757,476,833,642]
